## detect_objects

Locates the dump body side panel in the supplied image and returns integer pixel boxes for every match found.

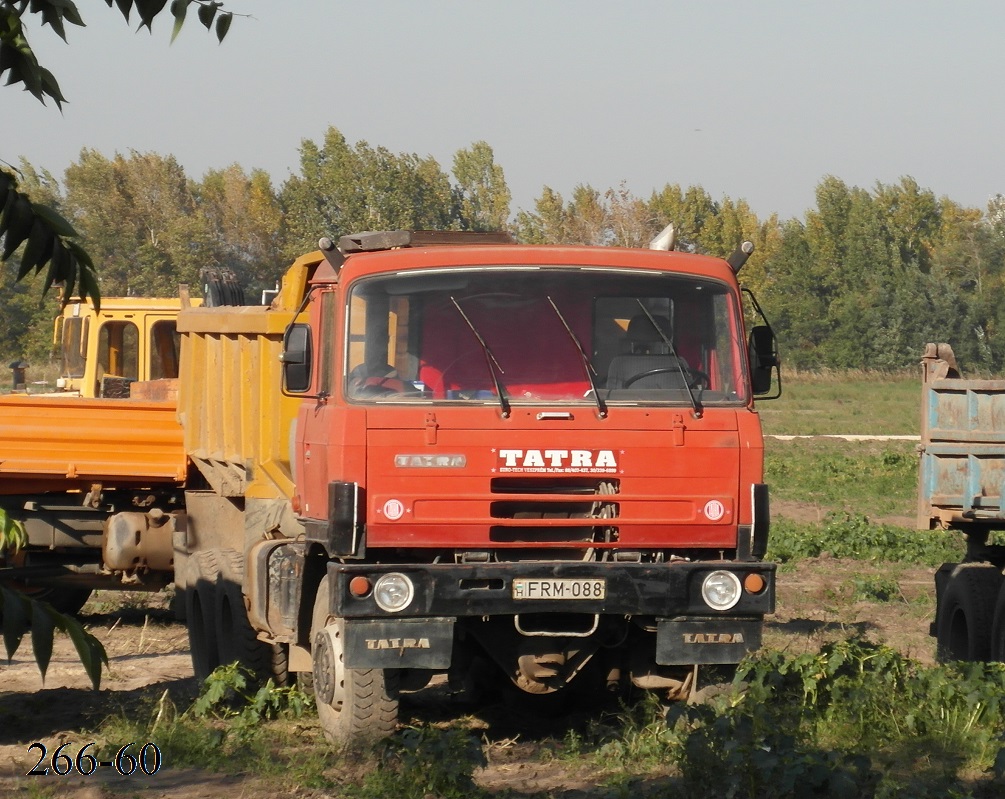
[0,394,186,494]
[918,376,1005,529]
[175,254,319,505]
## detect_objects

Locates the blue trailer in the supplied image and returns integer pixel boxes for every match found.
[918,343,1005,661]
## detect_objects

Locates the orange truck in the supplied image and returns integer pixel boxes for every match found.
[0,297,195,612]
[175,229,782,743]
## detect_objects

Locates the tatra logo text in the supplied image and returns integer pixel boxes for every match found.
[497,449,618,474]
[365,637,431,650]
[683,633,745,644]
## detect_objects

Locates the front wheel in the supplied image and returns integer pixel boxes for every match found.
[311,575,399,745]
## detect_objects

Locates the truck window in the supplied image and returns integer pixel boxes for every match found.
[149,320,181,380]
[97,321,139,381]
[345,268,747,405]
[60,316,88,379]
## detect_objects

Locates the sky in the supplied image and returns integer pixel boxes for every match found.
[5,1,1005,223]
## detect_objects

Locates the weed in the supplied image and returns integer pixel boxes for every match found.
[351,725,489,799]
[556,639,1005,797]
[846,575,902,602]
[94,663,318,773]
[768,513,964,565]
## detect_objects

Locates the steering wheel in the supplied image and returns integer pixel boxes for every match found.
[351,376,408,397]
[623,367,709,390]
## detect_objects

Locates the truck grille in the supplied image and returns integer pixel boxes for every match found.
[487,478,619,553]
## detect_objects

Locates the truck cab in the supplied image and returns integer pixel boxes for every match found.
[276,230,780,741]
[54,296,201,398]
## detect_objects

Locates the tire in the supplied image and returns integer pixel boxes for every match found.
[184,550,222,682]
[936,564,1002,662]
[215,550,289,685]
[990,581,1005,662]
[310,575,398,745]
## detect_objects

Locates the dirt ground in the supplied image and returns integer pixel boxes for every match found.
[0,544,941,798]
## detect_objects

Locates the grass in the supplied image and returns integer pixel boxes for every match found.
[758,370,921,437]
[765,437,918,519]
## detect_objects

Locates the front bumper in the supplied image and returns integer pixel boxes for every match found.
[328,560,774,669]
[329,559,775,619]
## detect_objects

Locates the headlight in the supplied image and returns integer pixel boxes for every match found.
[373,573,414,612]
[701,570,742,611]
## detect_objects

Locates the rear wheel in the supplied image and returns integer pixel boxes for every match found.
[311,575,398,745]
[184,550,222,681]
[936,564,1002,662]
[216,550,289,685]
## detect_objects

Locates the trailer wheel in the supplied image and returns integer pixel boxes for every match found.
[989,581,1005,662]
[184,550,222,681]
[310,576,398,745]
[936,564,1002,662]
[216,550,289,685]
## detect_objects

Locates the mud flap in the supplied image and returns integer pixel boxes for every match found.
[656,618,762,665]
[344,618,454,669]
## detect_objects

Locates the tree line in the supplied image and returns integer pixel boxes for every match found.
[4,126,1004,374]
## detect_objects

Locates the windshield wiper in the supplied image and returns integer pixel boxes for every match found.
[634,300,703,418]
[450,297,511,418]
[547,296,607,419]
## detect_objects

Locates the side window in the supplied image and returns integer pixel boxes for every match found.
[61,316,88,379]
[149,320,181,380]
[319,290,336,395]
[97,321,139,380]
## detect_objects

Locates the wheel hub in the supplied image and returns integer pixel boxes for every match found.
[312,629,337,706]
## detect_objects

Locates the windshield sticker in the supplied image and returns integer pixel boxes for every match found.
[495,448,619,474]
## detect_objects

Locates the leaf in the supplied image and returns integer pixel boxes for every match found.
[0,508,28,552]
[1,584,29,662]
[31,201,79,238]
[135,0,168,31]
[110,0,135,23]
[197,1,219,30]
[49,238,75,298]
[59,613,107,690]
[214,11,231,42]
[169,0,188,43]
[18,217,52,277]
[29,600,57,683]
[1,193,34,260]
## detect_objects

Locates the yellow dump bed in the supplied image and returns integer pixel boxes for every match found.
[0,393,186,494]
[176,253,319,501]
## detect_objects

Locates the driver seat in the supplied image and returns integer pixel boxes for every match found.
[606,314,689,389]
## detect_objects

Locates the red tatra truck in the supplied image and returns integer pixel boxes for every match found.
[175,229,781,743]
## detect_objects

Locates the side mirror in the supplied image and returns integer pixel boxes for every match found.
[281,323,312,393]
[748,325,780,397]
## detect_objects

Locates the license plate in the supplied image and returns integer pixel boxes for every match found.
[512,578,606,600]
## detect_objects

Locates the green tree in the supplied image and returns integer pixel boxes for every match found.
[280,127,456,259]
[197,164,286,299]
[61,149,214,296]
[452,141,511,231]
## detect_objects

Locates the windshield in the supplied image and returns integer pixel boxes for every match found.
[344,267,748,405]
